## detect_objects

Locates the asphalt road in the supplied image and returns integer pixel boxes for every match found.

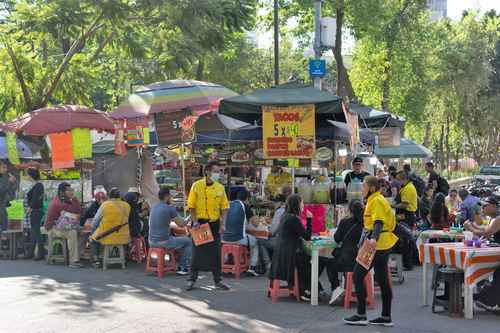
[0,260,498,333]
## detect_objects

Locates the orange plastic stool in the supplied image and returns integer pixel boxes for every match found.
[344,271,375,309]
[145,247,177,278]
[267,270,300,303]
[221,242,250,279]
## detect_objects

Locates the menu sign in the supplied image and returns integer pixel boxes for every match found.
[263,104,315,159]
[378,127,401,147]
[155,109,196,146]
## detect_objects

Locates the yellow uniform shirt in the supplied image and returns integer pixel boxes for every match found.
[187,178,229,222]
[399,181,418,213]
[364,192,398,251]
[265,172,292,198]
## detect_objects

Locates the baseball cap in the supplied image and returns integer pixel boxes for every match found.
[481,196,499,206]
[352,157,363,164]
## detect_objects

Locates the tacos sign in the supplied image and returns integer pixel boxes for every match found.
[263,104,315,159]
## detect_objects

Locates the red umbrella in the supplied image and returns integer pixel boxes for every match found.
[6,105,115,136]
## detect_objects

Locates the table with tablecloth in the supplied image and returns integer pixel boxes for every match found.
[420,242,500,318]
[416,230,464,250]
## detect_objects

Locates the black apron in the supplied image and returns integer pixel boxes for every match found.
[191,220,221,272]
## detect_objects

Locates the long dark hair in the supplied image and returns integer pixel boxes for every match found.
[349,199,364,224]
[431,193,448,222]
[285,194,302,216]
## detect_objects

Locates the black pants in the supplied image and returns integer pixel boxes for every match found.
[295,252,327,296]
[189,220,222,284]
[29,209,44,257]
[353,250,392,317]
[326,258,353,290]
[397,213,416,269]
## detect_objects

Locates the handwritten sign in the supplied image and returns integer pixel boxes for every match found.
[263,105,315,159]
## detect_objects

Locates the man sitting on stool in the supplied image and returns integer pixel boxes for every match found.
[149,188,192,275]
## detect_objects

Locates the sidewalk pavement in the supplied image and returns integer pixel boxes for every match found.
[0,260,497,333]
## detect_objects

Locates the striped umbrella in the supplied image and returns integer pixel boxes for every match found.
[111,80,238,120]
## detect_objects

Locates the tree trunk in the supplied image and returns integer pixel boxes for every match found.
[196,59,205,81]
[423,121,431,147]
[445,114,450,175]
[4,41,33,112]
[333,0,355,100]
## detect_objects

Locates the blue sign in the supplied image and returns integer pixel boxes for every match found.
[309,59,326,77]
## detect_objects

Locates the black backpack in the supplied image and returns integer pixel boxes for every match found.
[409,173,426,197]
[437,175,450,196]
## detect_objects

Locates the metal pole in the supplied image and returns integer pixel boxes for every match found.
[274,0,280,86]
[314,0,322,90]
[180,144,187,215]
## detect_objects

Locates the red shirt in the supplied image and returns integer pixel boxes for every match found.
[44,196,81,230]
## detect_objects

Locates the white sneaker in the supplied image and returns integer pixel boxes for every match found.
[247,267,259,277]
[329,286,345,305]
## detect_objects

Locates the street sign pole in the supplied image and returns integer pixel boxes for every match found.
[314,0,322,90]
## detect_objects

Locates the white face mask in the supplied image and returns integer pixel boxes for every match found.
[211,172,221,182]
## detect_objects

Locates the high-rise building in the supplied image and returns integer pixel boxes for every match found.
[427,0,447,20]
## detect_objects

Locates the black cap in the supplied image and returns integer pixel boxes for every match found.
[481,196,499,206]
[352,157,363,164]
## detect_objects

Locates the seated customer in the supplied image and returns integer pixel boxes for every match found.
[149,188,192,275]
[223,188,260,277]
[327,199,364,305]
[269,194,312,300]
[90,188,130,268]
[430,193,450,230]
[44,183,82,268]
[80,188,107,227]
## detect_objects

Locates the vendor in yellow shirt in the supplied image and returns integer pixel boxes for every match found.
[344,176,397,327]
[392,171,418,228]
[186,161,230,291]
[265,166,292,201]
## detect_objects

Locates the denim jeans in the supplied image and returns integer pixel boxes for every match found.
[227,235,259,267]
[150,236,193,269]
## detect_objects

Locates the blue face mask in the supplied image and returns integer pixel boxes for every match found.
[211,172,221,182]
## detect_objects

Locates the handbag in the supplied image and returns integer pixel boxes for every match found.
[55,211,80,231]
[332,222,359,267]
[191,223,214,246]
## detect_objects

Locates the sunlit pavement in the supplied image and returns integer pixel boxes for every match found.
[0,260,498,333]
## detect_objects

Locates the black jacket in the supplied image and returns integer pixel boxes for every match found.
[80,200,100,226]
[270,214,312,284]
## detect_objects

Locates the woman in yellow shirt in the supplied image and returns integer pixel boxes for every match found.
[344,176,398,327]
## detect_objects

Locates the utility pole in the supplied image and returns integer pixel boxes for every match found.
[274,0,280,86]
[313,0,322,90]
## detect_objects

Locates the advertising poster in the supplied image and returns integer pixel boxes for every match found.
[262,104,315,159]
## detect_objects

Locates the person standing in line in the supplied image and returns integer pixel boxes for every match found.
[149,188,192,275]
[186,161,230,291]
[25,168,45,260]
[344,176,398,327]
[0,160,16,233]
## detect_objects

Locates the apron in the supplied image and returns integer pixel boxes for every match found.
[191,220,221,272]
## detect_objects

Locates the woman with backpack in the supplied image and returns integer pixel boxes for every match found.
[327,199,364,305]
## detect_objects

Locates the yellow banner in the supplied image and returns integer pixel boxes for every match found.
[263,104,315,159]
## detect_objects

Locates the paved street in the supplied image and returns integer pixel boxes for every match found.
[0,260,497,333]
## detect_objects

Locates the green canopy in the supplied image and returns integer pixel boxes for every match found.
[219,83,343,124]
[374,138,432,158]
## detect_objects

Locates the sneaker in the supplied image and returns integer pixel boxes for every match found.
[69,262,84,269]
[300,295,311,302]
[214,282,230,291]
[185,280,196,291]
[343,315,368,326]
[247,267,259,277]
[92,261,102,269]
[176,268,189,276]
[329,286,345,305]
[369,317,393,327]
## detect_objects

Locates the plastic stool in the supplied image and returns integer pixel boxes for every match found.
[432,267,464,317]
[145,247,177,278]
[389,253,405,284]
[267,270,300,303]
[46,235,69,265]
[102,244,126,270]
[344,271,375,309]
[221,242,250,279]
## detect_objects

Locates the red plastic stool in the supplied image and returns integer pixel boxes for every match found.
[145,247,177,278]
[344,271,375,309]
[267,270,300,303]
[221,242,250,279]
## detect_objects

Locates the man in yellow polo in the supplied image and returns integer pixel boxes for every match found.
[186,161,230,291]
[265,166,292,200]
[392,170,418,271]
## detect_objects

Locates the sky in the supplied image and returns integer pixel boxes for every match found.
[448,0,500,19]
